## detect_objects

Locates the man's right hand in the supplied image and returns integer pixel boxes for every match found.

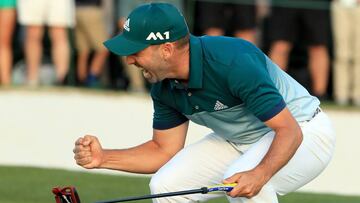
[73,135,104,169]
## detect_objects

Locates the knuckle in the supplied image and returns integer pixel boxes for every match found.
[73,146,81,153]
[229,190,240,198]
[74,154,81,160]
[77,157,91,166]
[75,151,89,158]
[76,159,82,165]
[76,138,83,144]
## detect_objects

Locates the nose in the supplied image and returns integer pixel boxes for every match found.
[126,56,135,65]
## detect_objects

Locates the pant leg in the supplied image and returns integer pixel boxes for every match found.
[223,132,279,203]
[149,133,243,203]
[270,112,335,195]
[223,111,335,203]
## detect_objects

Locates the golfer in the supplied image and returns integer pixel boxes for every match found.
[73,3,336,203]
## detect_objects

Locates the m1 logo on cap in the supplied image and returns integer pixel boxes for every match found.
[146,31,170,40]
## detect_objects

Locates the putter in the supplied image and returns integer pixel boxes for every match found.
[94,183,237,203]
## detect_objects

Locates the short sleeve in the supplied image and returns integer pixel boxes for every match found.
[151,92,188,130]
[228,53,286,121]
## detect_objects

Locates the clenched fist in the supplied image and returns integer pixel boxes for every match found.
[73,135,104,169]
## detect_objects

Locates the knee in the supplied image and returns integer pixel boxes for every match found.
[149,164,187,194]
[149,170,173,193]
[26,28,43,42]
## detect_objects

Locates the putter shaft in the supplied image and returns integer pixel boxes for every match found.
[95,187,208,203]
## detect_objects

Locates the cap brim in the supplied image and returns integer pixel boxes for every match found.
[103,34,149,56]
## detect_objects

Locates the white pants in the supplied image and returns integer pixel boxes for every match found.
[149,111,336,203]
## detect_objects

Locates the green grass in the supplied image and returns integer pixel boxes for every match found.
[0,165,359,203]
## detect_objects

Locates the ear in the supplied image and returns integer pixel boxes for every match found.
[160,42,174,60]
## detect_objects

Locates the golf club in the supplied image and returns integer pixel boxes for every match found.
[94,183,237,203]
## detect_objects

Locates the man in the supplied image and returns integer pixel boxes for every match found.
[73,3,335,203]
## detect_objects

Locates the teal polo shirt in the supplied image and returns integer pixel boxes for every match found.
[151,35,319,144]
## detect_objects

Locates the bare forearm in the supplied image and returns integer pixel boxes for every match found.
[99,140,175,174]
[254,128,303,181]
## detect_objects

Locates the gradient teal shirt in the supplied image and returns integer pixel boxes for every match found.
[151,35,319,144]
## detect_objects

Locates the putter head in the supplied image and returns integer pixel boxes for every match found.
[52,186,81,203]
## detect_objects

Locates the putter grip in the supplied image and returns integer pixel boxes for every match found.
[207,183,237,193]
